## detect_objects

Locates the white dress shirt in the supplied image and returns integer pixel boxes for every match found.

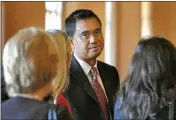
[74,53,108,101]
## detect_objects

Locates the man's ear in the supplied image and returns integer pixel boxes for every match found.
[71,39,75,50]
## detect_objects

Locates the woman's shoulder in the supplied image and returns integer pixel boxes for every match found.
[52,104,72,120]
[114,96,123,120]
[56,93,72,116]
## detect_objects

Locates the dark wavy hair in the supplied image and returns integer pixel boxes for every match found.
[119,36,176,119]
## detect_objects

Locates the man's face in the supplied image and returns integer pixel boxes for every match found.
[72,17,104,60]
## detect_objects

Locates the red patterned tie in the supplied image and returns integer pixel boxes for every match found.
[90,67,109,120]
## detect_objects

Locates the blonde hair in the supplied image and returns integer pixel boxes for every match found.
[3,27,59,97]
[46,29,72,96]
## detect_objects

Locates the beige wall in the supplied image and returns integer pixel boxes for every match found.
[117,2,141,82]
[151,2,176,46]
[2,2,176,83]
[2,2,45,47]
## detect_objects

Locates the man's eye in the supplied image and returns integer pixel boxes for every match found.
[81,33,89,37]
[93,31,101,36]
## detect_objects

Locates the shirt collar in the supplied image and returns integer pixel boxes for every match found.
[74,53,98,75]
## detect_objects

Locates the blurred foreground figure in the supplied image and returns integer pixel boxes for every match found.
[114,36,176,120]
[2,27,72,120]
[46,29,72,117]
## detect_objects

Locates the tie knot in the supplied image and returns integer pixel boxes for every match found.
[90,67,97,76]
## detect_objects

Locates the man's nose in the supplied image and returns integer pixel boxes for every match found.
[89,34,96,43]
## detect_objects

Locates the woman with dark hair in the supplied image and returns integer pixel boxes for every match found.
[114,36,176,120]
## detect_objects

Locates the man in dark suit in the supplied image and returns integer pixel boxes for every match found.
[64,9,120,120]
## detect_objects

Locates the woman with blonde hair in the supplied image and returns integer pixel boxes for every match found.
[46,29,73,116]
[2,27,72,120]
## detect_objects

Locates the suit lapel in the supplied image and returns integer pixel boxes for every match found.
[70,55,99,104]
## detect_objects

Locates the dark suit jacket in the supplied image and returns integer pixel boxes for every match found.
[2,96,72,120]
[64,55,120,120]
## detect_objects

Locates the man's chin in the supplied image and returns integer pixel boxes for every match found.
[89,52,101,59]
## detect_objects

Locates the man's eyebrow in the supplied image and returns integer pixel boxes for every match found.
[94,28,101,31]
[80,30,90,35]
[79,28,101,34]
